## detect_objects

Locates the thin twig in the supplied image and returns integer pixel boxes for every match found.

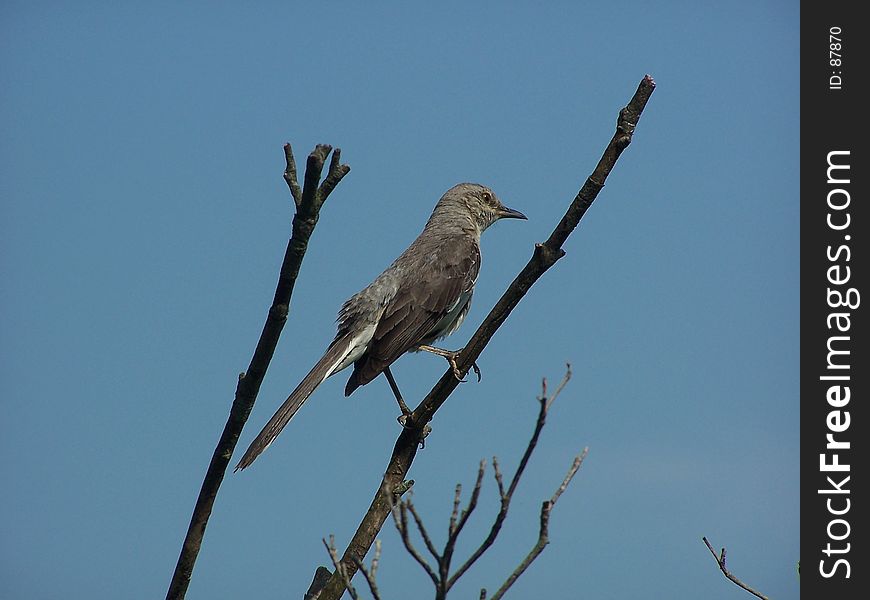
[449,459,487,541]
[406,498,441,563]
[545,363,572,411]
[506,393,549,499]
[389,365,585,598]
[283,144,302,206]
[166,143,349,600]
[702,537,769,600]
[317,75,655,600]
[370,539,381,580]
[551,450,585,505]
[490,501,550,600]
[323,536,358,600]
[351,540,383,600]
[490,449,587,600]
[319,148,349,201]
[390,501,439,586]
[447,383,552,587]
[448,484,462,536]
[492,457,505,498]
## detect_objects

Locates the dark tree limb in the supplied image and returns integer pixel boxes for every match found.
[317,74,655,600]
[702,537,770,600]
[166,144,349,600]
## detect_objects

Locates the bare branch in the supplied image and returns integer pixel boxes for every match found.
[370,539,381,580]
[405,498,441,563]
[300,144,330,213]
[166,143,349,600]
[390,501,439,587]
[449,459,487,541]
[319,147,351,200]
[283,143,302,207]
[506,392,548,499]
[439,458,487,589]
[317,75,655,599]
[544,363,572,412]
[551,449,586,506]
[351,540,383,600]
[448,375,556,586]
[386,365,584,599]
[702,537,769,600]
[490,449,587,600]
[323,536,358,600]
[448,484,462,537]
[489,501,550,600]
[492,457,505,499]
[448,364,573,589]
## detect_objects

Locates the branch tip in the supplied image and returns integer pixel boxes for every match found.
[702,537,769,600]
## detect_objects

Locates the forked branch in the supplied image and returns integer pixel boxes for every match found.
[166,144,349,600]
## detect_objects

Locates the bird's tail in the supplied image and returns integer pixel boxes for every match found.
[235,334,354,471]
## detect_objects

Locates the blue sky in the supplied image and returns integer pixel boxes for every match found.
[1,2,799,599]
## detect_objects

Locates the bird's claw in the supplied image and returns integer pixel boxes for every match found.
[448,356,481,383]
[448,355,465,381]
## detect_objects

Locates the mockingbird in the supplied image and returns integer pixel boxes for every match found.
[235,183,526,470]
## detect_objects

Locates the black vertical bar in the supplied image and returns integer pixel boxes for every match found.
[801,3,866,598]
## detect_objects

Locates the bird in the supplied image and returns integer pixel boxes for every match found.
[235,183,526,470]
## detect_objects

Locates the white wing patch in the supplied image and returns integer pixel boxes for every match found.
[324,323,378,381]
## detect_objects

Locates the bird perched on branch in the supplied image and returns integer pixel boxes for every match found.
[236,183,526,470]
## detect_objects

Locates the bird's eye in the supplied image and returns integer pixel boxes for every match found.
[481,191,492,204]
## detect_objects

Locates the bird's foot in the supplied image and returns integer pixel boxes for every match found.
[417,345,482,382]
[447,354,464,381]
[470,361,482,382]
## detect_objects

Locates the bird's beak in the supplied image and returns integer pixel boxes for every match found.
[498,206,527,220]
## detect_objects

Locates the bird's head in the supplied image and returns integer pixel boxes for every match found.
[435,182,527,234]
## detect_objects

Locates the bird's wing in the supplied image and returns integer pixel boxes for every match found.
[345,241,480,392]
